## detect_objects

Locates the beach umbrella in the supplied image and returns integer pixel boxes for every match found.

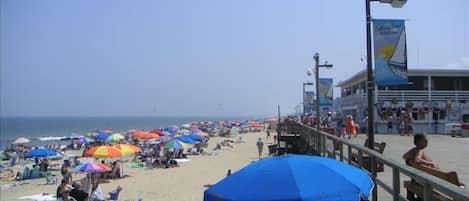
[73,162,112,197]
[73,162,112,173]
[174,136,197,144]
[204,155,374,201]
[184,134,206,142]
[84,146,124,158]
[12,137,30,144]
[107,133,124,142]
[157,135,172,143]
[144,139,161,145]
[165,127,178,135]
[95,133,111,141]
[132,131,159,140]
[75,137,93,144]
[112,144,141,155]
[164,140,191,151]
[25,148,57,158]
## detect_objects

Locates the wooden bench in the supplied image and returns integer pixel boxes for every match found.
[404,162,465,201]
[268,145,278,156]
[350,139,386,172]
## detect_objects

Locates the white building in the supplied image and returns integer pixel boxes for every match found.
[337,69,469,134]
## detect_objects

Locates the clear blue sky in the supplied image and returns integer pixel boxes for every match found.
[1,0,468,117]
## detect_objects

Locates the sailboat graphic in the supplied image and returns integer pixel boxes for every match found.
[388,27,407,78]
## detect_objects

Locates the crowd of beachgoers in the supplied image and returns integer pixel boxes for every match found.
[0,119,273,201]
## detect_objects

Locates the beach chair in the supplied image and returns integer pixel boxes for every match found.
[108,186,123,201]
[30,168,41,179]
[21,167,30,180]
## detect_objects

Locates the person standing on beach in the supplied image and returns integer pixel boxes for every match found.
[256,138,264,159]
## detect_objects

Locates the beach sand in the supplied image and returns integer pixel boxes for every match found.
[1,132,468,201]
[1,131,273,201]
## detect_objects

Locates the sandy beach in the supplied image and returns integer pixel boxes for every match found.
[1,131,273,201]
[1,132,468,201]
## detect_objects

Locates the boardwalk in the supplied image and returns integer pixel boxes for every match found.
[341,134,469,201]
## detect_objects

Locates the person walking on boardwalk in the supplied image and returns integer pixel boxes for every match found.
[387,116,393,134]
[256,138,264,159]
[344,115,358,139]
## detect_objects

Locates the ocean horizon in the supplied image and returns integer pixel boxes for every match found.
[0,115,266,146]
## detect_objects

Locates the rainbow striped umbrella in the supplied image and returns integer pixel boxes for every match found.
[113,144,141,155]
[73,162,112,173]
[164,140,191,151]
[84,146,124,158]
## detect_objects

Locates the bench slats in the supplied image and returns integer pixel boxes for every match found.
[405,162,464,201]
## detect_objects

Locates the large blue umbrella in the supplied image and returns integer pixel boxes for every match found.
[204,155,374,201]
[184,134,206,142]
[25,148,57,158]
[95,133,110,141]
[174,136,197,144]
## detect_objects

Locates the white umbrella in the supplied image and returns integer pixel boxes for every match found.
[12,137,30,144]
[144,139,161,145]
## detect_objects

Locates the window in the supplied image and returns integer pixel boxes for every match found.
[432,110,447,120]
[412,111,425,121]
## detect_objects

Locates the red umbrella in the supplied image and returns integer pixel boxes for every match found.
[132,131,159,140]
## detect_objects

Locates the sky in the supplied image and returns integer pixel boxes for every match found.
[1,0,468,117]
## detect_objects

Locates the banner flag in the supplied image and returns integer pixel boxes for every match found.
[373,19,408,86]
[319,78,333,106]
[304,91,314,114]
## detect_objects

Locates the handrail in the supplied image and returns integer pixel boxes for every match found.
[283,122,469,201]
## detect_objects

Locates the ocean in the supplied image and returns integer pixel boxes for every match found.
[0,116,261,146]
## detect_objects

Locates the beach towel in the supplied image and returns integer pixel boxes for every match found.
[19,193,56,201]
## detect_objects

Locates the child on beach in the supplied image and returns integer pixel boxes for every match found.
[402,134,438,169]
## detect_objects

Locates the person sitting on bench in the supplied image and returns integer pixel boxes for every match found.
[402,134,438,169]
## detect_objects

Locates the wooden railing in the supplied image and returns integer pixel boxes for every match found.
[279,121,469,201]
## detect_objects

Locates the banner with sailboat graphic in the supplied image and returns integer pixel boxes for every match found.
[304,91,314,114]
[373,19,408,86]
[319,78,333,106]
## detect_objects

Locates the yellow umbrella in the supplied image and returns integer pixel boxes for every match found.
[84,146,124,158]
[112,144,141,155]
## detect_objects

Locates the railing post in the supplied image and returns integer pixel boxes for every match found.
[339,142,343,161]
[424,182,433,201]
[321,134,326,156]
[347,146,352,164]
[331,137,336,159]
[358,150,363,168]
[370,156,377,201]
[392,167,400,201]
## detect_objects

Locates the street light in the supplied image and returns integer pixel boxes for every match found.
[365,1,407,201]
[313,52,333,154]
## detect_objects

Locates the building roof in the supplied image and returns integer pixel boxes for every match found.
[336,68,469,87]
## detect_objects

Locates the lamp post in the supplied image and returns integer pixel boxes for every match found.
[365,1,407,201]
[313,53,333,154]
